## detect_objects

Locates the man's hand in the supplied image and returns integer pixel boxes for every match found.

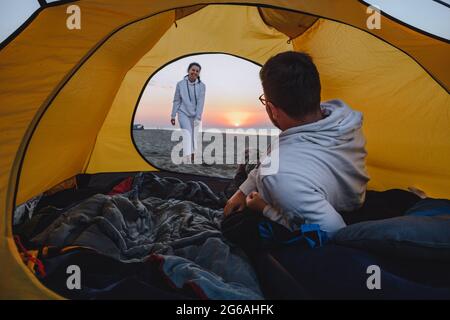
[223,190,246,217]
[246,191,267,212]
[171,118,176,126]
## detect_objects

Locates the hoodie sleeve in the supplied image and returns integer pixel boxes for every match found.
[238,167,258,196]
[195,83,206,120]
[260,173,347,237]
[171,82,181,119]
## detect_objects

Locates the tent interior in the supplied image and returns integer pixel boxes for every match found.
[0,0,449,299]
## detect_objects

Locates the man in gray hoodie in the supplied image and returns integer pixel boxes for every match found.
[223,51,369,237]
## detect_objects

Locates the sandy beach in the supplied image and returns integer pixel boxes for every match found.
[133,129,274,178]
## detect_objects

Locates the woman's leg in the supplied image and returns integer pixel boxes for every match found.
[192,118,200,154]
[190,117,196,160]
[178,113,193,157]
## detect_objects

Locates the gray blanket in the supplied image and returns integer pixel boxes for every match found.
[29,173,262,299]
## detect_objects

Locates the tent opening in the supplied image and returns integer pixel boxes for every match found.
[132,52,278,179]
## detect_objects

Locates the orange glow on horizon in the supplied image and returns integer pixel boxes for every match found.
[136,103,272,128]
[225,111,251,128]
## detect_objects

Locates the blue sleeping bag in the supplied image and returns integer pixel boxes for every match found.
[263,198,450,299]
[268,244,450,299]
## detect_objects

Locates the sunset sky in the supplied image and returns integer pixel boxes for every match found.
[134,54,276,130]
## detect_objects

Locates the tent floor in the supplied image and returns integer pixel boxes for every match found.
[14,170,450,299]
[78,170,232,194]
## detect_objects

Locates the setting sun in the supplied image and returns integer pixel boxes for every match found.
[226,111,251,128]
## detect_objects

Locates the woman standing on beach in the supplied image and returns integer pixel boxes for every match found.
[171,62,206,163]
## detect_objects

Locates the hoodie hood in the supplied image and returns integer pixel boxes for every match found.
[183,75,200,85]
[280,99,363,147]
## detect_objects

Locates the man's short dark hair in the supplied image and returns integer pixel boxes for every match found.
[260,51,321,119]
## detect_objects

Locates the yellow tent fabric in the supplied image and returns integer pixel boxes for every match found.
[0,0,449,299]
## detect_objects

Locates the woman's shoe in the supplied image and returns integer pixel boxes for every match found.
[182,155,192,164]
[201,161,213,167]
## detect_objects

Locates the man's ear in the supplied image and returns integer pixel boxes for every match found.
[267,101,278,120]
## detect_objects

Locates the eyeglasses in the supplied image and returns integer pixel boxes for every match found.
[259,94,268,106]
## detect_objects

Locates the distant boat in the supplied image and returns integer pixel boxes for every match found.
[133,124,144,130]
